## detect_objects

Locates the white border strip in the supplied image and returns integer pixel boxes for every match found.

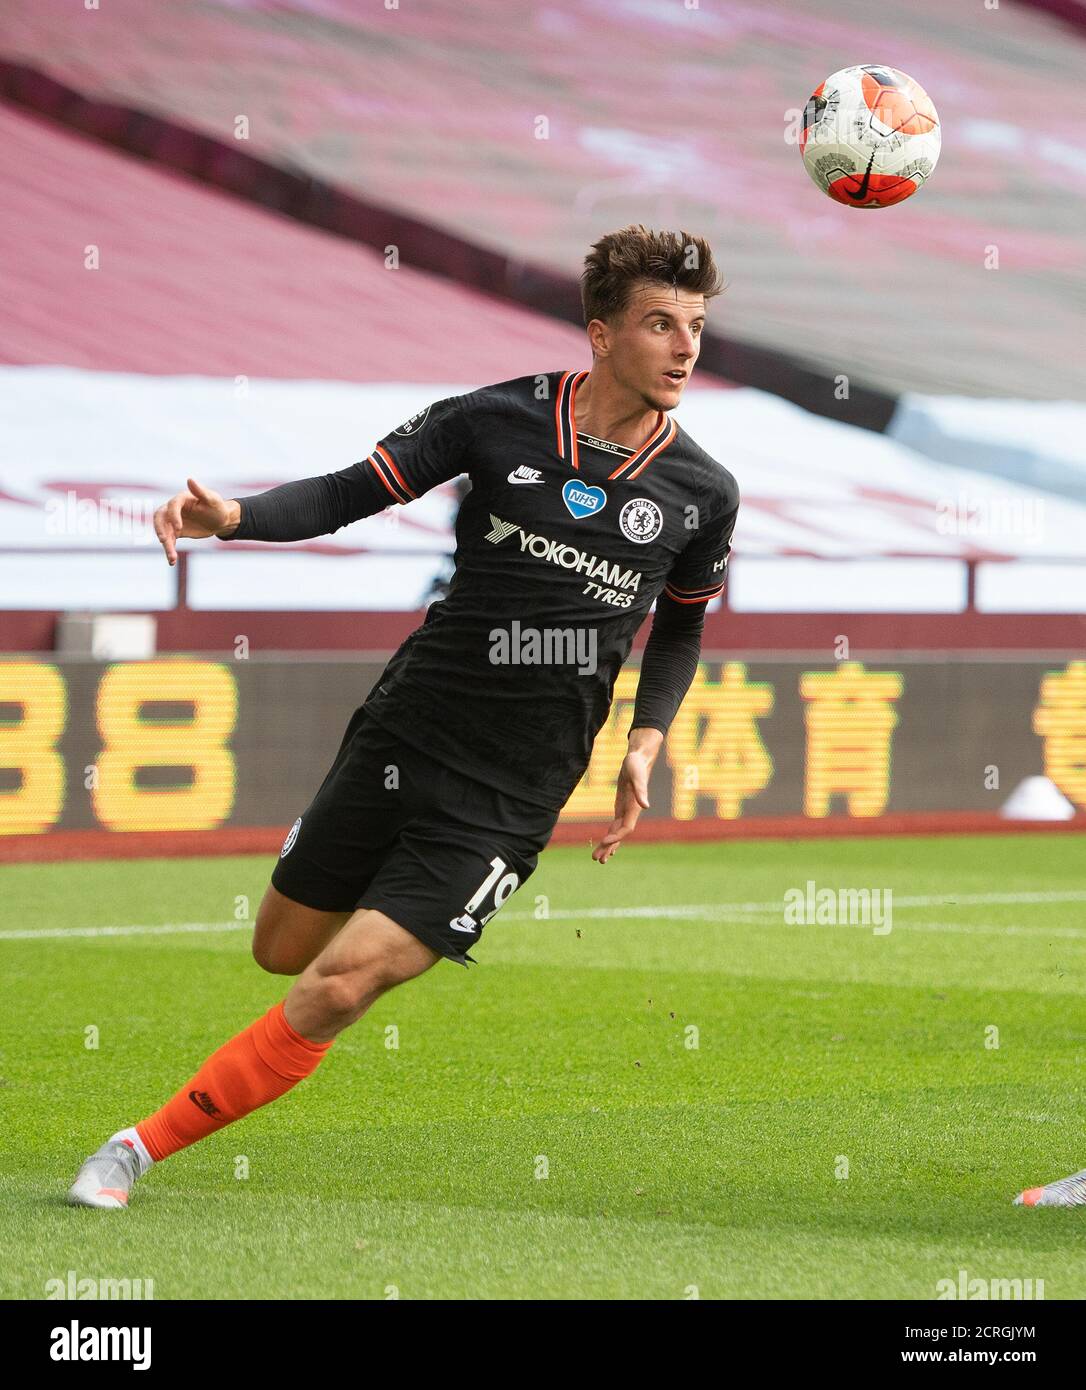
[2,890,1085,941]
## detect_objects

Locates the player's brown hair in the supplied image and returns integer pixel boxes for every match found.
[580,224,725,329]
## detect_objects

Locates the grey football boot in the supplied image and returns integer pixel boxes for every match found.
[1014,1169,1086,1207]
[67,1139,148,1209]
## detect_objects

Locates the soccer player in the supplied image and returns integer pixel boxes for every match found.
[68,225,740,1208]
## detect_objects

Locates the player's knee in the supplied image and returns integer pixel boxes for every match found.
[318,937,418,1010]
[286,912,437,1031]
[306,961,392,1026]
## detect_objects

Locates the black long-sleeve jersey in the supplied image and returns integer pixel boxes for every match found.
[224,370,740,812]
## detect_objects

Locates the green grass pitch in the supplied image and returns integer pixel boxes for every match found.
[1,833,1083,1300]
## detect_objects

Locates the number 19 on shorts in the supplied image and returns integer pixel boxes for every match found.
[449,856,520,934]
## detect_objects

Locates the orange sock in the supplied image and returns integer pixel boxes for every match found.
[136,1001,333,1162]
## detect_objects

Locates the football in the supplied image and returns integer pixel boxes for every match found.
[800,64,940,207]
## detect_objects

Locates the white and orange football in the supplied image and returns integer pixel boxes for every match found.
[800,65,941,208]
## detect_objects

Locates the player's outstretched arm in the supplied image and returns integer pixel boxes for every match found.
[153,459,398,564]
[154,395,474,565]
[153,477,240,566]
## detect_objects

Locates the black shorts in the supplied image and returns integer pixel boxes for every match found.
[270,704,560,965]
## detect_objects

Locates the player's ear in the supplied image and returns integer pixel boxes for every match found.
[586,318,610,358]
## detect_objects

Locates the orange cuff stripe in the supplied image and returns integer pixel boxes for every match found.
[664,582,724,603]
[374,444,417,499]
[369,457,404,502]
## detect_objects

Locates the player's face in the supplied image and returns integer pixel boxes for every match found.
[615,283,705,412]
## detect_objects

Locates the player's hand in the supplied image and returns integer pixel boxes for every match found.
[592,744,655,864]
[153,477,238,565]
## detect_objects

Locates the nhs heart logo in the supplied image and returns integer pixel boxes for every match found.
[562,479,606,519]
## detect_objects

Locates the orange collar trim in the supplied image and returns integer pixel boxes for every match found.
[553,369,677,479]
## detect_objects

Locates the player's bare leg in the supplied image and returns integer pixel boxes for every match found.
[67,910,439,1208]
[282,908,440,1042]
[251,884,351,976]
